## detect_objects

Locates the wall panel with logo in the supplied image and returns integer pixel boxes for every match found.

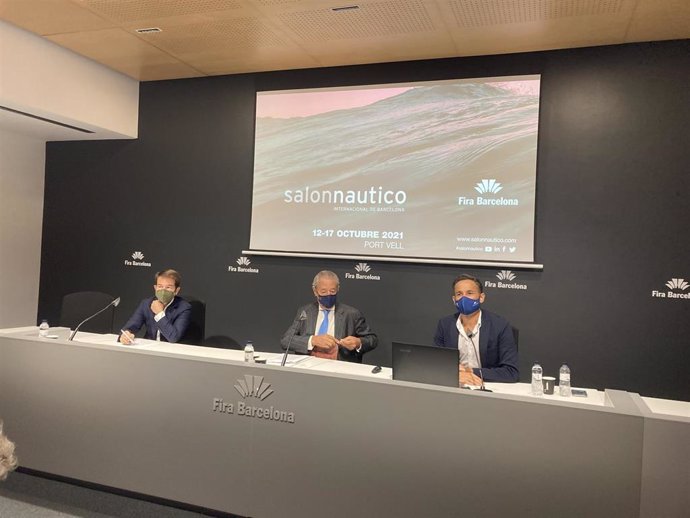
[39,41,690,400]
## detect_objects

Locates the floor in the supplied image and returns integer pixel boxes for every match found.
[0,470,234,518]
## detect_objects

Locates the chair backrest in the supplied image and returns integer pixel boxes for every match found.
[180,295,206,345]
[203,335,242,350]
[60,291,116,334]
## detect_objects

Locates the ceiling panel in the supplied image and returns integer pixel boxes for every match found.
[0,0,114,35]
[300,31,458,64]
[123,60,207,82]
[193,47,320,74]
[276,1,438,41]
[135,16,288,56]
[445,0,630,27]
[46,27,203,79]
[626,0,690,42]
[0,0,687,81]
[82,0,244,24]
[263,0,458,67]
[440,0,637,55]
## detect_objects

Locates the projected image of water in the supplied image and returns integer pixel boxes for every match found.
[251,77,540,263]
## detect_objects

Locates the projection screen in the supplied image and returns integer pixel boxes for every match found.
[246,75,541,267]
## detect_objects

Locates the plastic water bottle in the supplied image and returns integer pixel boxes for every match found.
[39,319,50,337]
[244,341,255,363]
[531,362,543,396]
[559,364,572,397]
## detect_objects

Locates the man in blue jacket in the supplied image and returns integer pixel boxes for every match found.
[119,269,191,344]
[434,274,519,385]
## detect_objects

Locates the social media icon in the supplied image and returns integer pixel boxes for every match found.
[485,246,492,252]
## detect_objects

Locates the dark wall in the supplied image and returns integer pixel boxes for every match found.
[39,41,690,400]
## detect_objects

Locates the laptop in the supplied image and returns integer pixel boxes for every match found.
[391,342,459,388]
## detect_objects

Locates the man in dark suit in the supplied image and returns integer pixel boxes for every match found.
[281,270,377,363]
[119,269,192,344]
[434,274,518,384]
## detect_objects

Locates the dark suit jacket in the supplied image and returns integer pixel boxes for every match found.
[280,302,378,363]
[122,296,192,343]
[434,309,519,382]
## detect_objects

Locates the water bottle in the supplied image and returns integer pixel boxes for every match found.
[531,362,543,396]
[559,364,572,397]
[39,319,50,337]
[244,340,255,363]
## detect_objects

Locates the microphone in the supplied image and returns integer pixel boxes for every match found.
[467,331,491,392]
[68,297,120,341]
[281,310,307,366]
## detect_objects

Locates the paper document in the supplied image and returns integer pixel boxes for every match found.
[266,354,311,366]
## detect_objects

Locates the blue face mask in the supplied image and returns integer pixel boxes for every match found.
[317,294,337,308]
[455,296,481,315]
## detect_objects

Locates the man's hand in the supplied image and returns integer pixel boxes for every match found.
[150,300,165,314]
[337,336,362,351]
[459,365,483,387]
[119,330,135,345]
[311,334,337,351]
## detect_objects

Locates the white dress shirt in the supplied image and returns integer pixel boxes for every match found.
[455,311,482,368]
[307,306,335,350]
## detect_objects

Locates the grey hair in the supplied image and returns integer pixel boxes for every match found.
[0,421,18,481]
[312,270,340,288]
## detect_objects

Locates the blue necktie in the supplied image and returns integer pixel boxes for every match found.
[317,309,330,335]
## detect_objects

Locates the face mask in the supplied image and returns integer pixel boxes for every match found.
[317,294,337,308]
[156,289,175,305]
[455,296,480,315]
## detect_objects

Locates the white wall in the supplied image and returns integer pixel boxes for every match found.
[0,21,141,326]
[0,129,45,326]
[0,20,139,139]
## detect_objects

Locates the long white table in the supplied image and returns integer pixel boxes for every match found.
[1,327,688,518]
[15,326,613,404]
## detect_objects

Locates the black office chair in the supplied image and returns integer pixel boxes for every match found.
[179,295,206,345]
[60,291,116,334]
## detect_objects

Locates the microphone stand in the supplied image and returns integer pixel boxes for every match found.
[68,297,120,341]
[468,332,492,392]
[281,311,306,366]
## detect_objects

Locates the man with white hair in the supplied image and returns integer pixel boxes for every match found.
[280,270,378,362]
